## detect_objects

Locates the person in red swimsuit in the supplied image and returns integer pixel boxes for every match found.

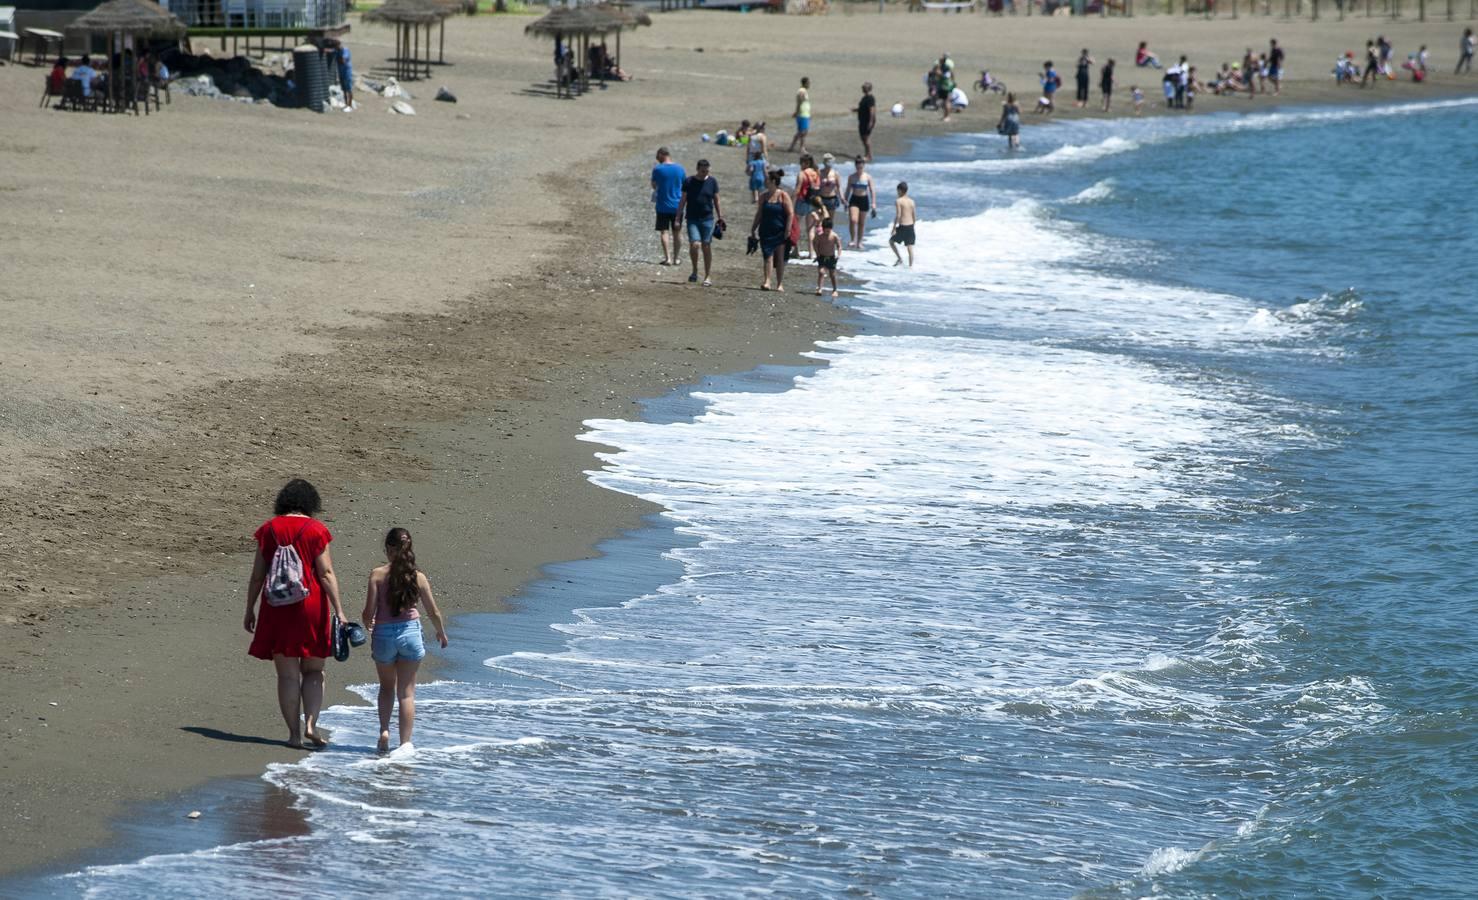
[243,479,347,750]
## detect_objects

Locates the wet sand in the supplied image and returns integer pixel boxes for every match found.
[0,6,1474,878]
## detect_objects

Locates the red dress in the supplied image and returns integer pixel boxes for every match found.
[248,515,334,660]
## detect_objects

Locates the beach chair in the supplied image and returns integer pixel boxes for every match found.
[40,74,60,107]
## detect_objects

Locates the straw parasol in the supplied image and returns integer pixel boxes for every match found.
[592,3,649,73]
[364,0,456,79]
[66,0,186,114]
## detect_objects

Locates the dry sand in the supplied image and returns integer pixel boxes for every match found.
[0,5,1474,877]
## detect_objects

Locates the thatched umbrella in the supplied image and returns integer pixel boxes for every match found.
[525,5,619,95]
[364,0,455,80]
[593,2,650,74]
[66,0,185,114]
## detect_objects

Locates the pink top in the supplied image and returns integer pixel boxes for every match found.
[374,575,421,624]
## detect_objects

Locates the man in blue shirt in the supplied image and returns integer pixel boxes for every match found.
[650,147,686,266]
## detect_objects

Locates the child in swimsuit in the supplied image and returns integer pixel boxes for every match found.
[813,218,842,299]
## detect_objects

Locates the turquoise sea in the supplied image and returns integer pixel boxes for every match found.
[40,98,1478,897]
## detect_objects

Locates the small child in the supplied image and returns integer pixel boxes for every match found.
[889,181,918,268]
[1132,86,1144,114]
[363,527,449,754]
[813,218,842,298]
[747,155,767,204]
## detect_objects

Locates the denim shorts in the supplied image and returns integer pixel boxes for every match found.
[686,216,715,244]
[371,619,426,664]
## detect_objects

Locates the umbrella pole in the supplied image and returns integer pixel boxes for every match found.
[439,19,445,65]
[616,29,621,72]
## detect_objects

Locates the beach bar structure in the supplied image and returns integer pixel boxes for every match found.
[160,0,346,56]
[65,0,185,113]
[362,0,455,81]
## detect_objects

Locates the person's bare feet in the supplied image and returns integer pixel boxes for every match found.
[815,287,823,296]
[377,732,391,753]
[775,285,785,293]
[304,729,329,749]
[831,290,839,298]
[761,282,771,291]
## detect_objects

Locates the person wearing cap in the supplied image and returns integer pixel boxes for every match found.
[853,83,877,161]
[677,159,723,287]
[651,147,686,266]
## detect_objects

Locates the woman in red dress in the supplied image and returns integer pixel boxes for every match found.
[243,479,348,749]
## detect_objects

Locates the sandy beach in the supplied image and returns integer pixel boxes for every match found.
[1,4,1474,877]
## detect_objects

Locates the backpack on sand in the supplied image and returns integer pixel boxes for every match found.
[264,529,310,607]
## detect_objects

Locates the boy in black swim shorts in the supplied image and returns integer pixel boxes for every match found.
[813,218,842,299]
[889,181,918,268]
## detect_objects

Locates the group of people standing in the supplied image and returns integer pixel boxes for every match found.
[244,480,448,754]
[651,116,919,294]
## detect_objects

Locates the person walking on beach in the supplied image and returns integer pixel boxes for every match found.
[1267,38,1284,96]
[363,527,448,754]
[244,479,348,750]
[748,121,770,168]
[855,82,877,161]
[844,156,877,249]
[889,181,917,268]
[747,153,767,204]
[651,147,685,266]
[1361,40,1381,87]
[788,77,812,154]
[793,155,821,258]
[998,92,1022,150]
[678,159,723,286]
[1100,58,1116,112]
[817,151,843,221]
[1458,28,1475,74]
[1074,49,1093,108]
[1242,47,1259,97]
[813,218,842,298]
[751,168,794,292]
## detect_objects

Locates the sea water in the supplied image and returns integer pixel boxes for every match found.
[60,99,1478,897]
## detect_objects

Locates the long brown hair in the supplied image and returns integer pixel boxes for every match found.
[384,527,419,617]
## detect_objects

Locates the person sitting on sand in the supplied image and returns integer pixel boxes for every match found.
[363,527,448,754]
[1136,41,1161,69]
[244,479,348,750]
[813,218,842,298]
[889,181,917,268]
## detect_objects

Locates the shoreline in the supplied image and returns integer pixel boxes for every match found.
[3,8,1477,880]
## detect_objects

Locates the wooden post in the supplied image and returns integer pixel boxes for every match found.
[438,18,445,64]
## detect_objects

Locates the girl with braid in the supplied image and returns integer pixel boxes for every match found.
[363,527,449,753]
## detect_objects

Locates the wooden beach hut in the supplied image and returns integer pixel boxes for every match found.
[65,0,186,114]
[362,0,453,81]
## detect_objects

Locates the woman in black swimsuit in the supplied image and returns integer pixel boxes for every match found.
[1075,49,1093,108]
[749,168,794,292]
